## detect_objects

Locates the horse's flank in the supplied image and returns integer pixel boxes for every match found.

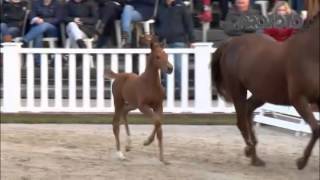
[211,3,319,169]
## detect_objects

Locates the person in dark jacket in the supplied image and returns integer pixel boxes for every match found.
[95,0,125,47]
[21,0,63,47]
[121,0,155,47]
[65,0,99,48]
[223,0,260,36]
[155,0,195,97]
[0,0,29,42]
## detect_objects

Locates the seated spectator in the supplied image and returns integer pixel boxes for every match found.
[95,0,125,47]
[65,0,99,48]
[263,1,299,41]
[223,0,260,36]
[121,0,155,47]
[0,0,29,42]
[155,0,195,96]
[21,0,63,47]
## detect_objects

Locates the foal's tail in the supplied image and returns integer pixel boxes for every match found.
[104,69,118,79]
[211,42,232,102]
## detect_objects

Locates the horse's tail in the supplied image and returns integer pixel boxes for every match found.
[104,69,118,79]
[211,42,232,102]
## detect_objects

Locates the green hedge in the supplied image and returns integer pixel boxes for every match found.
[1,114,236,125]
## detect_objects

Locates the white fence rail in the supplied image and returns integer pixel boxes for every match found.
[0,42,234,113]
[1,42,318,135]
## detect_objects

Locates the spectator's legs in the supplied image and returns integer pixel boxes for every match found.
[66,22,87,48]
[0,24,20,42]
[167,42,187,98]
[23,22,58,66]
[219,0,229,20]
[0,23,9,35]
[96,2,123,47]
[7,27,20,38]
[0,23,9,42]
[97,2,122,35]
[121,5,143,43]
[292,0,304,13]
[23,22,58,47]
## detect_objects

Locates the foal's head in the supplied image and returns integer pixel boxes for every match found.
[141,35,173,74]
[150,41,173,74]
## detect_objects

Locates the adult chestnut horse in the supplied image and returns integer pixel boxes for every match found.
[211,7,319,169]
[105,36,173,164]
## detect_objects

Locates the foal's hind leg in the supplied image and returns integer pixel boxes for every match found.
[113,98,126,160]
[245,96,265,166]
[292,97,320,170]
[123,105,136,152]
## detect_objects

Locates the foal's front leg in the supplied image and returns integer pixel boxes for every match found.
[139,105,168,164]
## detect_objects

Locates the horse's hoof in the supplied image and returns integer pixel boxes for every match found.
[296,157,306,170]
[143,139,153,146]
[116,151,126,160]
[161,159,170,165]
[125,145,131,152]
[251,157,266,167]
[244,146,252,157]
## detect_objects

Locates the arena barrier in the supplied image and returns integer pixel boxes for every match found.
[0,42,234,113]
[1,42,318,135]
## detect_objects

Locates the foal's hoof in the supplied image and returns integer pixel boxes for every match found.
[251,157,266,167]
[125,145,131,152]
[143,139,153,146]
[116,151,126,161]
[296,157,307,170]
[244,146,253,157]
[160,159,171,165]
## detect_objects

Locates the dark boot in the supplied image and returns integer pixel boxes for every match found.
[76,39,87,48]
[20,39,29,48]
[95,21,106,35]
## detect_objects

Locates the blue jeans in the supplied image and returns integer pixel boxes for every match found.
[23,22,58,48]
[291,0,304,13]
[121,5,143,42]
[0,23,20,42]
[168,42,187,91]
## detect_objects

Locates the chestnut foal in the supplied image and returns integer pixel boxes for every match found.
[105,37,173,164]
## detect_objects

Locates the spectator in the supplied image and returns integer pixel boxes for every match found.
[155,0,195,97]
[263,1,299,41]
[65,0,99,48]
[218,0,231,21]
[291,0,304,13]
[223,0,260,36]
[95,0,125,47]
[21,0,63,47]
[0,0,29,42]
[121,0,155,47]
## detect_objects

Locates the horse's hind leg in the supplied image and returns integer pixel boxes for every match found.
[232,87,265,166]
[291,97,320,170]
[232,92,254,162]
[246,96,265,166]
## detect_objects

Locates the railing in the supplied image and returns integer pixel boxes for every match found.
[0,42,234,113]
